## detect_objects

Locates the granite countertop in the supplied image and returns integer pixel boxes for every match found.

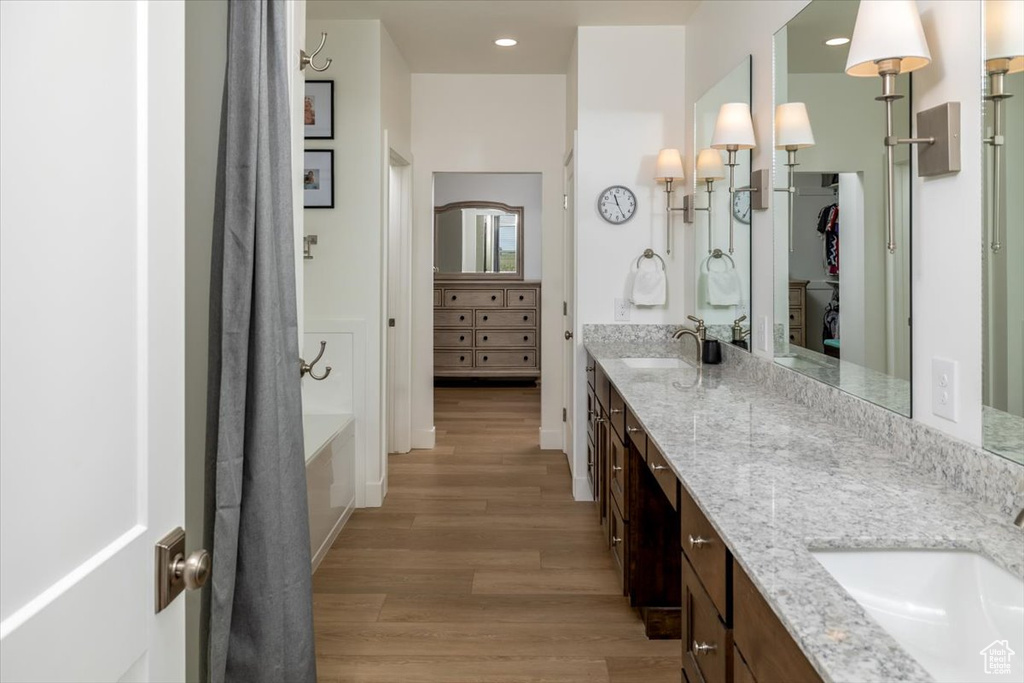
[585,339,1024,683]
[984,405,1024,465]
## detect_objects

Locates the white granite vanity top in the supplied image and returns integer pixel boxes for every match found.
[585,339,1024,683]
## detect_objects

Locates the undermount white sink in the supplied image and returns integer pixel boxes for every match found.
[812,548,1024,682]
[621,357,685,369]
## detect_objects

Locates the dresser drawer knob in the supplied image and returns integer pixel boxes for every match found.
[483,315,488,321]
[519,295,525,301]
[523,335,529,341]
[460,356,465,362]
[483,335,488,341]
[451,294,457,300]
[459,335,465,341]
[522,315,528,321]
[459,315,465,321]
[491,295,497,300]
[688,535,710,549]
[523,356,529,362]
[693,640,717,656]
[483,356,488,362]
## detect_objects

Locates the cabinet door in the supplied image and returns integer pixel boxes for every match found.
[609,427,629,521]
[683,555,733,683]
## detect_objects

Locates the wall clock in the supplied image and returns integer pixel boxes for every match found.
[597,185,637,224]
[732,190,751,224]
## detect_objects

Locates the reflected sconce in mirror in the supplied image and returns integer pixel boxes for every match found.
[655,148,686,255]
[711,102,759,254]
[984,0,1023,253]
[773,103,816,253]
[846,0,961,254]
[695,148,725,254]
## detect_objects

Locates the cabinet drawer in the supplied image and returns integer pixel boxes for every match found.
[444,289,504,307]
[735,647,757,683]
[434,351,472,369]
[683,554,733,683]
[680,486,729,620]
[586,353,596,390]
[609,427,629,521]
[435,309,472,327]
[434,331,471,348]
[433,289,442,306]
[476,330,535,347]
[625,410,647,458]
[646,442,678,510]
[476,309,536,327]
[586,385,597,442]
[609,385,626,439]
[733,559,821,683]
[587,434,597,500]
[506,288,538,307]
[475,351,537,368]
[595,364,610,410]
[610,500,629,592]
[788,328,805,346]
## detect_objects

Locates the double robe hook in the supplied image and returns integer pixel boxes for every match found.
[300,32,332,72]
[300,341,332,381]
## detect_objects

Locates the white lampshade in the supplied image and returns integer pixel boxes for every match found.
[845,0,931,76]
[696,149,725,181]
[710,103,756,150]
[987,0,1024,73]
[774,103,815,149]
[655,148,685,181]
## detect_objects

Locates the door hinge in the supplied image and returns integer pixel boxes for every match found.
[563,194,568,210]
[562,408,567,422]
[563,301,568,316]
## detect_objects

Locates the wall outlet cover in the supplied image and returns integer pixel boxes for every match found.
[931,357,958,422]
[614,298,630,322]
[757,316,769,353]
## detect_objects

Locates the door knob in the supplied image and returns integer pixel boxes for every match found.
[564,330,574,340]
[155,527,211,613]
[173,549,211,591]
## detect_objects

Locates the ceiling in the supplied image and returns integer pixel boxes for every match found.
[786,0,859,74]
[306,0,701,74]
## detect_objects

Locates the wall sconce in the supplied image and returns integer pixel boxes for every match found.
[711,103,760,254]
[846,0,961,255]
[655,148,686,255]
[773,103,816,253]
[984,0,1023,253]
[694,149,725,254]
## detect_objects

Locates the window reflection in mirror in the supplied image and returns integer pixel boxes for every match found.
[772,0,912,416]
[435,202,522,276]
[982,0,1024,463]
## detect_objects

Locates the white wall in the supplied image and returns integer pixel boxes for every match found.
[411,74,566,450]
[434,172,543,280]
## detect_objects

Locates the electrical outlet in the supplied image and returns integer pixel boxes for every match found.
[757,316,770,352]
[931,357,958,422]
[614,298,630,322]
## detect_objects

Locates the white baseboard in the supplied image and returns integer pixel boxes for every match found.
[310,501,354,574]
[364,476,385,508]
[539,427,563,451]
[411,426,435,450]
[572,475,593,502]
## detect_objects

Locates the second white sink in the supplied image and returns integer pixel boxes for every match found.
[621,357,684,369]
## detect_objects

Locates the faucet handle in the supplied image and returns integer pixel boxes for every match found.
[687,315,705,327]
[733,315,747,325]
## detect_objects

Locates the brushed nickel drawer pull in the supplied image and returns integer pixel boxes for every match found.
[595,417,607,424]
[610,408,623,415]
[693,640,717,656]
[586,365,595,371]
[626,426,640,434]
[612,465,623,472]
[611,536,622,546]
[688,535,710,549]
[651,463,668,472]
[587,410,594,418]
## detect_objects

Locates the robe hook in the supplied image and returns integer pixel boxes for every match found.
[300,340,332,380]
[300,32,332,72]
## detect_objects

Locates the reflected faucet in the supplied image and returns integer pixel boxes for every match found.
[1015,509,1024,529]
[673,315,706,368]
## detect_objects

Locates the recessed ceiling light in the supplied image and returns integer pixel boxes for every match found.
[825,37,850,47]
[495,38,517,47]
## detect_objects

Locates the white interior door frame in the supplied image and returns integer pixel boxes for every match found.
[386,145,413,455]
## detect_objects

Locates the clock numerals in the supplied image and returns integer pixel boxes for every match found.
[598,186,637,224]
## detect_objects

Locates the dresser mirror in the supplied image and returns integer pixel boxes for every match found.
[693,56,753,348]
[772,0,912,416]
[434,201,524,280]
[982,0,1023,464]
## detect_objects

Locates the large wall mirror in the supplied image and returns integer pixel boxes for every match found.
[772,0,912,416]
[694,57,753,347]
[434,201,524,279]
[982,0,1023,463]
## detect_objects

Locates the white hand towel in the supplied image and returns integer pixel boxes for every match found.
[704,266,742,307]
[631,260,667,306]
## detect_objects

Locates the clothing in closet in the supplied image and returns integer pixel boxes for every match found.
[816,203,840,276]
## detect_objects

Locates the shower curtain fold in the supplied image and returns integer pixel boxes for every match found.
[205,1,316,681]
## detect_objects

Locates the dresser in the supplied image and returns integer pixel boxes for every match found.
[433,280,541,379]
[788,279,808,347]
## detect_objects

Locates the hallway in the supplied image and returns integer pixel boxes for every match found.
[312,385,681,682]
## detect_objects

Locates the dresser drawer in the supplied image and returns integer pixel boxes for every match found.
[788,328,805,346]
[609,385,626,439]
[435,309,472,327]
[609,427,629,521]
[475,351,537,368]
[787,309,803,325]
[610,499,629,592]
[646,442,678,510]
[625,410,647,457]
[733,559,821,683]
[683,554,733,683]
[680,486,729,620]
[434,331,472,348]
[476,330,536,347]
[434,351,472,369]
[787,288,802,307]
[506,288,538,307]
[444,288,504,307]
[476,309,535,327]
[433,288,441,306]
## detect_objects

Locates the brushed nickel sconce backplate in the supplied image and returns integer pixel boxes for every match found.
[916,102,961,177]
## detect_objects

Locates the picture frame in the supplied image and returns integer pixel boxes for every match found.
[303,150,334,209]
[304,80,334,139]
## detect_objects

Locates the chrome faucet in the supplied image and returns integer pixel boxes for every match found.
[673,315,706,368]
[1014,509,1024,528]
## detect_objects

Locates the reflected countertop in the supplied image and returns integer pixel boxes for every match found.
[585,339,1024,683]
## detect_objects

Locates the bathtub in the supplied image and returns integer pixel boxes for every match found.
[303,412,355,571]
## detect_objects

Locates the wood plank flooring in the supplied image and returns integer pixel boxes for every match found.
[313,384,680,682]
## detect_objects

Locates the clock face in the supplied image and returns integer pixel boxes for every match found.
[598,185,637,224]
[732,190,751,224]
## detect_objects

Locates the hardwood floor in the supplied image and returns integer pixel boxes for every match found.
[313,384,681,682]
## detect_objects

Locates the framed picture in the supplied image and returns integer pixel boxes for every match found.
[304,80,334,139]
[303,150,334,209]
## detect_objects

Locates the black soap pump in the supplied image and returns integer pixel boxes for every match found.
[702,338,722,364]
[731,314,751,350]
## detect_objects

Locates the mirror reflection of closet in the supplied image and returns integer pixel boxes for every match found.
[982,0,1024,464]
[693,57,752,347]
[772,0,912,416]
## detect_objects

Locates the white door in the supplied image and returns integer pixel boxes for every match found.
[1,2,187,681]
[563,150,576,458]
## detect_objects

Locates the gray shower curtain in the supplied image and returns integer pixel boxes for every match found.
[205,0,316,681]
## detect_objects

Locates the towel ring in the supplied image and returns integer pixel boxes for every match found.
[703,249,735,268]
[635,248,666,270]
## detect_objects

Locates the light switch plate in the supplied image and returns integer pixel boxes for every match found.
[931,357,958,422]
[757,316,770,353]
